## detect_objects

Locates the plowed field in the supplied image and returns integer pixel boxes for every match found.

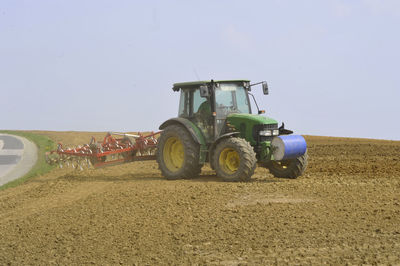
[1,132,399,265]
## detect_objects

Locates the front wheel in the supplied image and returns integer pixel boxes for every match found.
[266,151,308,179]
[213,138,257,182]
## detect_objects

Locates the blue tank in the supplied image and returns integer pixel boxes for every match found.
[271,135,307,160]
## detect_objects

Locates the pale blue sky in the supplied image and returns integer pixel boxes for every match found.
[1,0,399,140]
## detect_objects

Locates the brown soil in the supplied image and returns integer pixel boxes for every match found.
[1,132,399,265]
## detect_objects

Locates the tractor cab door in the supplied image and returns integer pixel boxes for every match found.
[178,88,213,141]
[215,83,251,136]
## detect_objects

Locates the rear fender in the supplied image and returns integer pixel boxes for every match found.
[159,118,207,163]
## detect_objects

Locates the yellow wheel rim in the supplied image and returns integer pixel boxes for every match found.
[219,148,240,174]
[163,136,184,172]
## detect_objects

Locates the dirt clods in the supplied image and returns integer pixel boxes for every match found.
[0,133,399,264]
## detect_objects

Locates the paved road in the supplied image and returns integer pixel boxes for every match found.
[0,134,38,186]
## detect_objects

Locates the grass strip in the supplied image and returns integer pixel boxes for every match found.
[0,130,56,190]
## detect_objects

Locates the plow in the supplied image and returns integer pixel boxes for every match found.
[46,79,308,181]
[46,132,160,170]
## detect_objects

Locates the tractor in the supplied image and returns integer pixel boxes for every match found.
[46,79,307,182]
[156,79,308,181]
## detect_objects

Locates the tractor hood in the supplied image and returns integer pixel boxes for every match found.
[227,113,278,125]
[226,113,278,146]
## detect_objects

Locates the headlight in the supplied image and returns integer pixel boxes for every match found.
[273,129,279,136]
[259,130,272,136]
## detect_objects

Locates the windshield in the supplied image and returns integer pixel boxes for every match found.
[215,83,250,118]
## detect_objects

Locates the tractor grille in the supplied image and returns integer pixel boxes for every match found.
[261,124,278,130]
[253,123,279,143]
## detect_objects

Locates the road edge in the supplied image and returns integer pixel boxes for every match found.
[0,131,55,191]
[0,134,38,186]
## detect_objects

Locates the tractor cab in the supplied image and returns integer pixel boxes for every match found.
[173,80,256,141]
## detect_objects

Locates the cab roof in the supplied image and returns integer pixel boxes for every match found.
[172,79,250,91]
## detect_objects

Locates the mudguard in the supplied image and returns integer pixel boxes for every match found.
[159,118,207,163]
[159,118,206,145]
[209,132,240,152]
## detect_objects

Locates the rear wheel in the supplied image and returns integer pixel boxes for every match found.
[213,138,257,182]
[266,151,308,179]
[156,125,202,180]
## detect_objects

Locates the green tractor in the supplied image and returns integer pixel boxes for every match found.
[156,79,308,181]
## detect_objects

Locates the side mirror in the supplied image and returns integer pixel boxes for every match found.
[262,82,269,95]
[200,85,209,97]
[243,81,250,90]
